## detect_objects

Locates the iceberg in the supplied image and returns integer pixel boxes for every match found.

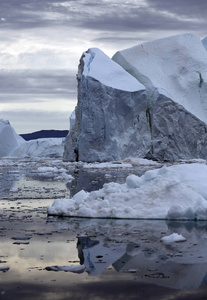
[64,33,207,162]
[0,118,64,158]
[47,162,207,220]
[63,48,146,162]
[12,137,64,158]
[0,119,25,157]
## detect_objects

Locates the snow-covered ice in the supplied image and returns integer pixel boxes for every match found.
[64,33,207,162]
[82,48,145,91]
[47,163,207,220]
[160,233,186,244]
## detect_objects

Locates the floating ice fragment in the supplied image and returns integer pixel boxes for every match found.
[160,233,186,244]
[0,266,10,272]
[45,264,85,273]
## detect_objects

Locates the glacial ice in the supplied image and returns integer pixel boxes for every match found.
[0,119,25,158]
[12,137,65,158]
[64,33,207,162]
[47,162,207,220]
[202,36,207,50]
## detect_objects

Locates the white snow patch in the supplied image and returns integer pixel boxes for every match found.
[113,33,207,124]
[82,48,145,92]
[160,233,186,244]
[47,163,207,220]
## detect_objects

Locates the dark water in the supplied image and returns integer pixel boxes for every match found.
[0,158,207,300]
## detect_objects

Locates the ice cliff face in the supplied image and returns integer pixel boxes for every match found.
[0,119,25,157]
[64,33,207,162]
[64,48,146,162]
[202,36,207,51]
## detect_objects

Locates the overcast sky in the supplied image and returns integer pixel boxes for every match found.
[0,0,206,133]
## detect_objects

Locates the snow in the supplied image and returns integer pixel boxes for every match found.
[112,33,207,124]
[47,163,207,220]
[160,233,186,244]
[0,119,25,157]
[82,48,145,92]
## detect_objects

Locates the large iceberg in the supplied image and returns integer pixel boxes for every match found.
[63,48,146,162]
[0,119,25,157]
[64,33,207,162]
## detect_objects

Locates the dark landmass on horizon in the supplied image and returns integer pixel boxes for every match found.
[20,130,68,141]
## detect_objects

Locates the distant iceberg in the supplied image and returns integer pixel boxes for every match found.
[0,118,64,158]
[0,119,25,157]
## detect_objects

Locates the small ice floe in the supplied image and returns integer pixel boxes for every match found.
[10,187,18,193]
[160,233,186,245]
[45,264,85,273]
[13,241,30,245]
[37,166,74,182]
[0,266,10,272]
[11,236,31,240]
[83,162,132,169]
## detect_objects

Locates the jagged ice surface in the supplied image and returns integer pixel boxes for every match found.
[64,33,207,162]
[0,119,25,157]
[47,163,207,220]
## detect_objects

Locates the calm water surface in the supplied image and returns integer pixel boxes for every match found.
[0,158,207,300]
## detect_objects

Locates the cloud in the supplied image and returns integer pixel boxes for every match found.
[0,69,76,96]
[1,108,73,133]
[1,0,206,34]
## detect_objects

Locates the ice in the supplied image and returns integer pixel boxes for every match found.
[64,33,207,162]
[202,36,207,50]
[37,166,74,182]
[113,33,207,124]
[13,241,30,245]
[47,163,207,220]
[82,48,144,91]
[0,119,25,158]
[45,264,85,273]
[83,162,132,169]
[0,266,10,272]
[69,109,76,130]
[11,236,31,240]
[12,138,64,158]
[63,48,146,162]
[160,233,186,244]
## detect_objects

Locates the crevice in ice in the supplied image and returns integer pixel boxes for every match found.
[198,72,204,88]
